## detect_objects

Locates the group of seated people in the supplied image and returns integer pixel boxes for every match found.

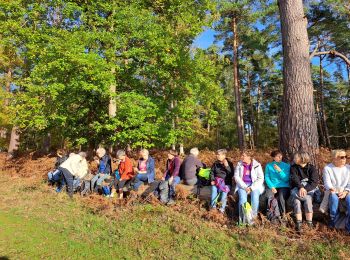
[47,147,350,234]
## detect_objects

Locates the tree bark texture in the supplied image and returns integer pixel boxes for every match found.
[278,0,319,163]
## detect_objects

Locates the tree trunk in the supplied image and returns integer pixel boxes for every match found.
[278,0,319,164]
[254,81,261,147]
[109,66,117,118]
[247,71,255,149]
[179,143,184,155]
[8,126,20,158]
[319,56,331,147]
[231,16,245,150]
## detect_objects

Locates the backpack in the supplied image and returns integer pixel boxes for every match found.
[102,185,111,196]
[266,197,281,223]
[196,168,212,197]
[240,202,254,225]
[114,170,121,181]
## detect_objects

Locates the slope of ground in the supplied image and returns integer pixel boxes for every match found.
[0,150,350,259]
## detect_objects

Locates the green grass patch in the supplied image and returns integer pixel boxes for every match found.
[0,175,349,259]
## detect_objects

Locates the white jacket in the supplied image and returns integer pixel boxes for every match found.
[323,163,350,192]
[60,153,89,179]
[234,159,265,194]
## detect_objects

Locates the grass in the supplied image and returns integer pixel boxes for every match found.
[0,174,349,259]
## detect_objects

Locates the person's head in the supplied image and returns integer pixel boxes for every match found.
[117,149,126,162]
[216,149,227,162]
[78,151,87,158]
[331,149,347,167]
[56,149,66,158]
[293,151,310,166]
[241,150,253,164]
[140,148,149,160]
[168,149,178,160]
[190,147,199,157]
[271,150,283,163]
[96,147,106,159]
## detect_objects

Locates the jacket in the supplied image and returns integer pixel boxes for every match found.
[164,156,181,178]
[180,154,204,181]
[60,153,89,179]
[210,160,234,186]
[98,154,112,175]
[137,156,155,183]
[234,159,265,194]
[290,163,319,192]
[264,161,290,189]
[118,156,134,180]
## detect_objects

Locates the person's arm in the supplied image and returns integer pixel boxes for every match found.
[147,158,155,178]
[251,164,264,191]
[290,166,302,189]
[234,164,248,190]
[305,165,319,191]
[264,164,274,189]
[172,157,181,177]
[323,166,334,191]
[279,163,291,183]
[195,157,204,168]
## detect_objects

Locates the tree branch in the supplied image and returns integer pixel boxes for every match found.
[310,50,350,67]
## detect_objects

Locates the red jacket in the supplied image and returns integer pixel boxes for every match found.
[118,156,134,180]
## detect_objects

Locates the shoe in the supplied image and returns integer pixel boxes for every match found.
[328,219,336,229]
[306,221,313,229]
[296,221,302,232]
[55,186,62,193]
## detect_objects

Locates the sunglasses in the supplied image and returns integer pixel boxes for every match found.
[338,156,348,159]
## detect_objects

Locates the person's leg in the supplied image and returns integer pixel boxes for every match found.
[250,189,261,217]
[304,194,314,223]
[329,192,339,228]
[345,194,350,232]
[237,188,248,222]
[118,180,127,199]
[277,187,290,216]
[219,191,228,213]
[91,174,100,192]
[60,168,74,198]
[133,174,148,191]
[170,176,181,198]
[293,197,302,222]
[96,174,108,187]
[210,186,218,208]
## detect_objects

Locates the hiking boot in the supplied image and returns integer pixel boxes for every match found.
[306,221,313,229]
[295,221,302,232]
[328,219,336,229]
[55,186,63,193]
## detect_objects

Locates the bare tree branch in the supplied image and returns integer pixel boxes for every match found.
[310,50,350,67]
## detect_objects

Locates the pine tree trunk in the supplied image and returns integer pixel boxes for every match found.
[254,81,261,147]
[109,66,117,118]
[247,72,255,149]
[319,57,331,147]
[278,0,319,163]
[8,126,20,158]
[179,144,184,155]
[231,16,245,150]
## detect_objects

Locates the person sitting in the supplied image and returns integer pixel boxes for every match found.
[210,149,234,213]
[290,151,319,232]
[113,149,134,199]
[234,150,264,223]
[58,152,89,198]
[91,148,112,193]
[264,150,291,218]
[180,147,204,186]
[133,149,155,191]
[47,149,68,192]
[161,149,181,204]
[322,149,350,231]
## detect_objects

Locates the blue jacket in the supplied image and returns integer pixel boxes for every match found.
[138,156,155,183]
[264,161,290,189]
[99,154,112,175]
